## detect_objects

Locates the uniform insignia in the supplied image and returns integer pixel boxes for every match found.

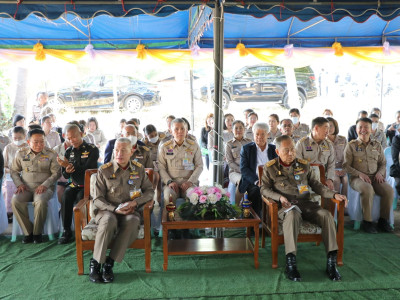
[101,162,113,169]
[297,158,308,165]
[266,159,276,167]
[163,140,173,147]
[142,146,150,151]
[159,133,166,139]
[131,160,143,168]
[299,136,307,143]
[187,139,195,145]
[348,140,357,145]
[82,151,90,155]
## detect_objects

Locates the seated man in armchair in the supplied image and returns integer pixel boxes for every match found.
[239,122,277,216]
[89,137,154,283]
[261,135,347,282]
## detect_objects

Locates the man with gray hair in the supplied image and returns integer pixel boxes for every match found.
[57,123,99,244]
[239,122,277,216]
[89,137,154,283]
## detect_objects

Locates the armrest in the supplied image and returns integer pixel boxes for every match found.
[262,195,279,235]
[73,197,90,230]
[262,196,278,209]
[329,198,345,212]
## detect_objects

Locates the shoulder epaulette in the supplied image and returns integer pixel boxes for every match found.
[348,139,357,144]
[297,158,309,165]
[89,143,96,148]
[163,140,173,147]
[299,136,308,143]
[266,159,276,167]
[187,139,195,145]
[132,160,143,168]
[101,162,113,169]
[159,132,166,139]
[142,146,150,151]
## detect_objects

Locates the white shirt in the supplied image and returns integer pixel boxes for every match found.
[256,143,269,178]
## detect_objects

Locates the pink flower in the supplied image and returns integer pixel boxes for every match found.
[226,192,231,197]
[199,195,207,204]
[207,187,215,195]
[215,192,222,201]
[194,187,203,196]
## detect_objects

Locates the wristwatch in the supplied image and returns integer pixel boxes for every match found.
[167,180,174,186]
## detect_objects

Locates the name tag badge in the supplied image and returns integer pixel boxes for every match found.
[297,184,309,194]
[81,155,88,159]
[136,155,143,159]
[306,146,313,151]
[183,158,194,170]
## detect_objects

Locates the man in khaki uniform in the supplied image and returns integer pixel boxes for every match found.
[370,114,387,148]
[295,117,335,190]
[90,138,154,283]
[279,119,301,144]
[289,108,310,140]
[261,135,347,282]
[343,117,393,234]
[158,118,203,206]
[11,129,61,244]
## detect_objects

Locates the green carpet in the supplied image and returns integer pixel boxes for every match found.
[0,226,400,300]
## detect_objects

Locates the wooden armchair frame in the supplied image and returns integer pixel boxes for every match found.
[258,164,344,268]
[73,168,154,275]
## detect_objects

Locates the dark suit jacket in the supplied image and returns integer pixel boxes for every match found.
[239,142,277,193]
[104,139,145,164]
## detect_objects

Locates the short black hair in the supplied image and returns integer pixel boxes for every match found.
[27,128,45,139]
[369,113,379,119]
[120,118,126,123]
[311,117,329,130]
[243,108,254,114]
[13,126,26,135]
[356,117,372,125]
[28,124,42,131]
[68,121,84,132]
[232,120,245,128]
[289,108,300,115]
[358,110,368,117]
[130,118,140,125]
[166,115,175,120]
[12,114,25,127]
[40,115,51,125]
[143,124,157,135]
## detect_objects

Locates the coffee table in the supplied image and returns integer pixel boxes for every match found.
[162,208,260,271]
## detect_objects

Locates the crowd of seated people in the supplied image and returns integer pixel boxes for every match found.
[1,103,400,283]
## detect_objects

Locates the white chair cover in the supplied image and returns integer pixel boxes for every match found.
[0,180,8,234]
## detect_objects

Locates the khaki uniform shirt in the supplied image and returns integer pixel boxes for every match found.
[158,138,203,185]
[0,133,10,152]
[3,143,28,173]
[208,130,234,155]
[295,135,336,181]
[371,130,387,149]
[245,128,254,141]
[293,123,310,141]
[343,138,386,178]
[331,135,347,169]
[45,130,61,149]
[261,157,335,202]
[131,145,153,169]
[93,160,154,214]
[268,130,281,144]
[10,146,61,190]
[89,129,107,149]
[143,132,166,163]
[225,137,252,174]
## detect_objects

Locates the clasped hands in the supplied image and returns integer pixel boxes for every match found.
[115,200,138,215]
[168,181,193,194]
[359,172,385,184]
[16,184,47,195]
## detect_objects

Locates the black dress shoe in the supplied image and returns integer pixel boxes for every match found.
[285,253,301,282]
[22,233,34,244]
[362,220,378,234]
[58,229,73,244]
[377,218,394,233]
[7,213,13,224]
[326,251,341,281]
[33,234,43,244]
[102,257,114,283]
[89,258,102,283]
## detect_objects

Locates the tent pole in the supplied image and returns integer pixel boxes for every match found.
[212,0,224,186]
[189,67,195,132]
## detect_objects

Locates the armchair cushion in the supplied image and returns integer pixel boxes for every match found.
[81,219,145,241]
[277,219,322,235]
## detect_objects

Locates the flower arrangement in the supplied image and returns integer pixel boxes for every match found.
[178,184,241,220]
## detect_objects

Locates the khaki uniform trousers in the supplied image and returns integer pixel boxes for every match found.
[350,177,393,222]
[163,180,196,207]
[93,211,140,264]
[278,201,338,255]
[229,172,243,205]
[11,188,53,235]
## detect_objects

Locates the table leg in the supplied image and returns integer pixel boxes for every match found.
[254,224,259,269]
[163,226,168,271]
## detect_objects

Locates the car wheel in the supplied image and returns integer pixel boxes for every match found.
[283,91,306,109]
[124,95,143,113]
[212,91,230,110]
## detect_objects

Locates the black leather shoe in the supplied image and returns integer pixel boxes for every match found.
[362,220,378,234]
[7,213,13,224]
[89,258,102,283]
[377,218,394,233]
[58,229,73,244]
[33,234,43,244]
[326,251,341,281]
[285,253,301,282]
[102,257,114,283]
[22,233,33,244]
